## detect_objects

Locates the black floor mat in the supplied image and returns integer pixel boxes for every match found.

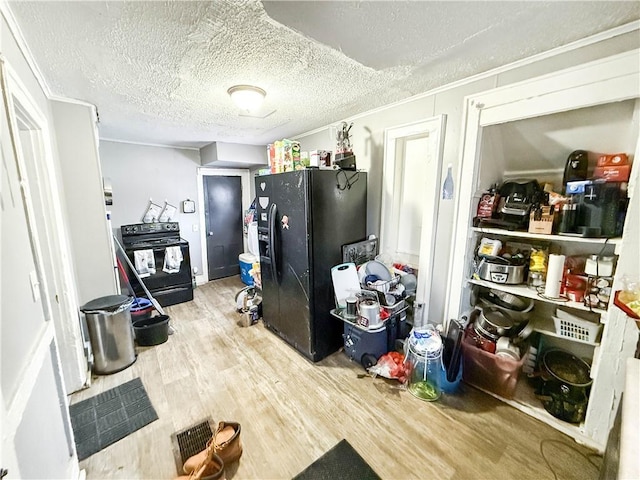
[293,439,381,480]
[69,377,158,461]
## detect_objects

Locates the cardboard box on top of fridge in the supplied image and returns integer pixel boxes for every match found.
[594,164,631,182]
[310,150,331,167]
[270,140,284,173]
[597,153,628,167]
[300,151,310,167]
[267,143,276,173]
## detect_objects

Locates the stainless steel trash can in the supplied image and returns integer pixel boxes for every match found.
[80,295,136,374]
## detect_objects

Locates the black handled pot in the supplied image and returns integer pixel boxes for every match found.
[537,349,592,423]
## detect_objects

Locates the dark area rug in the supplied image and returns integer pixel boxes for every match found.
[69,377,158,461]
[293,439,381,480]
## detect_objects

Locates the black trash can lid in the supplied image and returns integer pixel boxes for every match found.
[81,295,133,313]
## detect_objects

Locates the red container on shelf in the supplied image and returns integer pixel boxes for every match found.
[593,164,631,182]
[461,330,526,399]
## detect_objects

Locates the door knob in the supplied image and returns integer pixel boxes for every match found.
[208,232,213,236]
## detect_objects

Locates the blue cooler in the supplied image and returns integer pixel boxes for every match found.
[239,253,256,286]
[343,321,389,368]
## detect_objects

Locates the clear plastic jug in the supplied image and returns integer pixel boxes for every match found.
[405,326,443,401]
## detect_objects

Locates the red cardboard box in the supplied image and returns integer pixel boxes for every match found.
[597,153,628,167]
[594,164,631,182]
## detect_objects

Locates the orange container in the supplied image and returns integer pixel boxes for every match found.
[597,153,628,167]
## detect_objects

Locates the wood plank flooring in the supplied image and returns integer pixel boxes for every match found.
[71,276,602,479]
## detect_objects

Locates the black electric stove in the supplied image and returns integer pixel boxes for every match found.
[120,222,193,307]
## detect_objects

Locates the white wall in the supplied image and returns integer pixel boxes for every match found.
[294,29,640,324]
[99,141,204,275]
[201,141,267,167]
[51,100,118,304]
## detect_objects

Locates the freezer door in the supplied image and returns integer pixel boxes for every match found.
[256,172,313,358]
[274,172,313,357]
[256,176,279,328]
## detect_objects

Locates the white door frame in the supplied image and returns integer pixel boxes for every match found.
[196,167,251,283]
[381,115,447,323]
[1,58,79,478]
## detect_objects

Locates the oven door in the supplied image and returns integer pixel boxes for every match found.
[124,241,193,306]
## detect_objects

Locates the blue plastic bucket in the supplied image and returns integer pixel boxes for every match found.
[130,297,153,322]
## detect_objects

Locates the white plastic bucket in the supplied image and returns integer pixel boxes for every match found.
[239,253,257,286]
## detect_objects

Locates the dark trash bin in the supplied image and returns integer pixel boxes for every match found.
[133,315,170,346]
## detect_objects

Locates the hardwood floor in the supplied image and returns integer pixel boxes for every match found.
[72,276,602,479]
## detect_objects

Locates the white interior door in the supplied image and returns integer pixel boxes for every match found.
[0,59,79,479]
[381,116,446,325]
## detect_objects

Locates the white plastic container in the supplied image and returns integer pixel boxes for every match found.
[239,253,257,286]
[585,255,615,277]
[478,238,502,257]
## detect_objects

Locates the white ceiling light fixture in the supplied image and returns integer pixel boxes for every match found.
[227,85,266,112]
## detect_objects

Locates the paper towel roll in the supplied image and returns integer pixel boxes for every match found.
[247,221,259,256]
[544,254,566,298]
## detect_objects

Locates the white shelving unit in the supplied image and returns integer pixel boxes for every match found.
[467,278,607,316]
[471,227,622,252]
[446,49,640,452]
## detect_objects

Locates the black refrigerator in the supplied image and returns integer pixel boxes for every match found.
[256,169,367,362]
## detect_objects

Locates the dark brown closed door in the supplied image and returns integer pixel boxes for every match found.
[204,175,243,280]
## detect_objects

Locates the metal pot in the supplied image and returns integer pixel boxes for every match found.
[477,289,534,323]
[473,306,515,341]
[477,257,527,284]
[358,298,381,328]
[537,349,592,423]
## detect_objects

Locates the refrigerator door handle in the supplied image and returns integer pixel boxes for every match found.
[268,202,279,284]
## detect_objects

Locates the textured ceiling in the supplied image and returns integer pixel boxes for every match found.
[6,1,640,148]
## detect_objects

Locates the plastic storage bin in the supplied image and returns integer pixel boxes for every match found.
[239,253,256,286]
[461,331,527,399]
[552,315,601,344]
[80,295,136,375]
